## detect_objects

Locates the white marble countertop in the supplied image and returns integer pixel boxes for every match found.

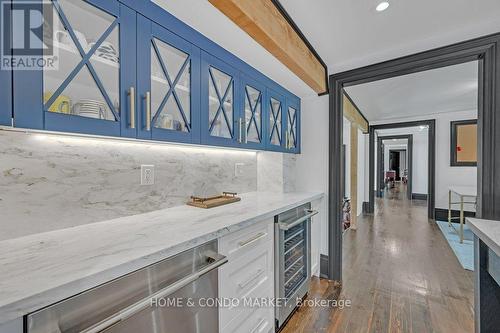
[467,218,500,256]
[0,191,323,323]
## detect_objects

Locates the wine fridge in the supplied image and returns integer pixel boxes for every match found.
[274,203,318,330]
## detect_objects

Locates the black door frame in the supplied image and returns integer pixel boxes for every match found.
[328,32,500,289]
[376,134,414,201]
[371,123,436,216]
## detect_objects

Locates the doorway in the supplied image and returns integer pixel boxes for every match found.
[376,134,414,201]
[327,33,500,284]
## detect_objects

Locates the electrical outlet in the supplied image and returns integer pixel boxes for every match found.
[234,163,244,177]
[141,165,155,185]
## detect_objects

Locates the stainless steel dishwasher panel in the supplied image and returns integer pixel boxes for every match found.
[26,240,227,333]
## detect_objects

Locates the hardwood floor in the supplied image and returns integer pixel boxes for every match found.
[281,184,474,333]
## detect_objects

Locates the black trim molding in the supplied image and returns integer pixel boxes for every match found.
[412,193,428,200]
[434,208,476,221]
[320,254,329,279]
[450,119,478,167]
[362,202,370,214]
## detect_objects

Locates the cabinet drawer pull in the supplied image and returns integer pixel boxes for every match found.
[250,318,266,333]
[238,232,266,248]
[238,269,264,289]
[145,91,151,131]
[128,87,135,129]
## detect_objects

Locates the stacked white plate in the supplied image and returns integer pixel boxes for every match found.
[73,99,110,120]
[96,42,119,63]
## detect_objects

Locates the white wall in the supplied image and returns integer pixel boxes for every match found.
[413,131,429,194]
[295,95,329,255]
[372,109,477,210]
[435,111,477,210]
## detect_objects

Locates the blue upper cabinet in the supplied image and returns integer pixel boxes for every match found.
[265,88,286,152]
[136,16,200,143]
[0,0,12,126]
[285,95,301,153]
[200,51,242,148]
[239,74,266,150]
[13,0,137,138]
[8,0,300,153]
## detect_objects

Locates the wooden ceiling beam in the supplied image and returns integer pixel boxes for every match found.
[343,94,369,133]
[208,0,328,94]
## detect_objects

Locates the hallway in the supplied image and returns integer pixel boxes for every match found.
[282,187,474,333]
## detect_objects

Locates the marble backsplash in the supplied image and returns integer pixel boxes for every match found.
[0,130,259,240]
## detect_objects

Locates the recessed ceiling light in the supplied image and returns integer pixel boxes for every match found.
[376,1,390,12]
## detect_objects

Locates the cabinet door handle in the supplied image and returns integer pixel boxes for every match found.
[128,87,135,129]
[238,232,266,248]
[238,269,264,289]
[243,118,247,143]
[238,118,243,143]
[145,91,151,131]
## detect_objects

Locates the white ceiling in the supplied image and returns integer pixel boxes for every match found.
[281,0,500,74]
[155,0,500,98]
[344,61,478,122]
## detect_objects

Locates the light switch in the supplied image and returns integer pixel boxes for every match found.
[141,165,155,185]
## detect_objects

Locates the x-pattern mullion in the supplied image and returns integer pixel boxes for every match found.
[50,0,120,121]
[151,40,191,131]
[270,101,281,143]
[208,68,233,136]
[245,87,261,141]
[288,110,297,145]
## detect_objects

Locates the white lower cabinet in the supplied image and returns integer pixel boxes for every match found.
[218,219,274,333]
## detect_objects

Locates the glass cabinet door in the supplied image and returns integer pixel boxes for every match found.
[137,18,200,143]
[285,97,300,153]
[0,0,11,126]
[13,0,136,137]
[239,75,265,150]
[200,51,241,147]
[266,89,285,151]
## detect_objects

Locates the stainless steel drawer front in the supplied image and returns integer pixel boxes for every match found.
[26,240,226,333]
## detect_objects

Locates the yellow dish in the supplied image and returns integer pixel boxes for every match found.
[44,92,71,114]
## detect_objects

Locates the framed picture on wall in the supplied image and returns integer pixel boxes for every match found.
[450,119,477,167]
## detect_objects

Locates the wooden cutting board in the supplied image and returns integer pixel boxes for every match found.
[187,192,241,209]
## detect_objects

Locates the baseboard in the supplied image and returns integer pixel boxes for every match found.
[434,208,476,221]
[320,254,329,279]
[412,193,428,200]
